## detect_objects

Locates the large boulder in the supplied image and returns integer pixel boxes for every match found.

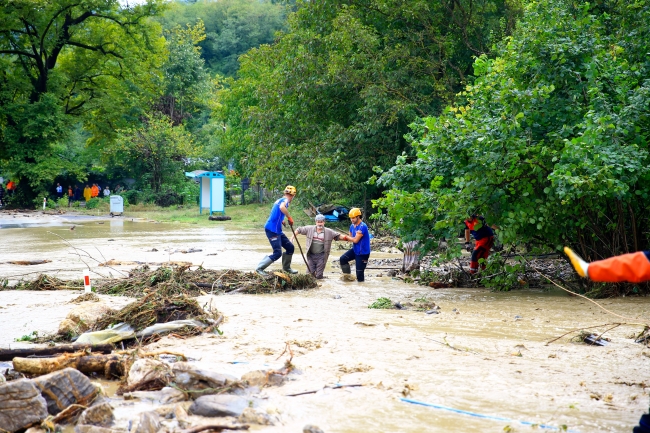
[189,394,249,417]
[126,358,172,388]
[133,411,161,433]
[0,379,48,432]
[58,301,115,335]
[77,402,114,427]
[33,368,97,415]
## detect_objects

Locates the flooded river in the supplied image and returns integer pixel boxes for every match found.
[1,216,648,432]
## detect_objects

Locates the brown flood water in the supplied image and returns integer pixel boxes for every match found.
[1,218,649,432]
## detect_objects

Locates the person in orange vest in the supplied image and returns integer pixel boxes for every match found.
[91,184,99,198]
[564,247,650,283]
[464,213,496,274]
[6,180,15,196]
[83,184,92,202]
[67,185,73,207]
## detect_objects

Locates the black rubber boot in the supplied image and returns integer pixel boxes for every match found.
[341,263,351,274]
[256,256,274,276]
[282,253,298,274]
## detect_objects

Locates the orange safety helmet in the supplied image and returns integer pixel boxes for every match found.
[349,208,362,218]
[284,185,297,195]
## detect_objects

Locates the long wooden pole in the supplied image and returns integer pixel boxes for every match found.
[289,224,314,276]
[0,344,114,361]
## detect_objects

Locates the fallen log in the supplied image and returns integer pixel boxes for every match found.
[0,344,114,361]
[13,353,125,378]
[6,260,52,265]
[181,425,249,433]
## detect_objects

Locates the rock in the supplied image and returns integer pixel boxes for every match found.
[340,274,356,282]
[77,402,114,427]
[241,370,284,387]
[25,428,47,433]
[172,362,237,395]
[304,425,325,433]
[126,358,172,387]
[33,368,97,415]
[133,411,160,433]
[239,407,274,425]
[58,302,115,335]
[333,294,341,299]
[0,379,48,433]
[425,310,439,314]
[189,394,249,417]
[123,386,186,404]
[74,426,119,433]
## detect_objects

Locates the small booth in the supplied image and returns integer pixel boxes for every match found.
[109,195,124,216]
[185,171,226,215]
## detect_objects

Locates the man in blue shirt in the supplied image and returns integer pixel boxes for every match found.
[256,185,298,276]
[339,208,371,282]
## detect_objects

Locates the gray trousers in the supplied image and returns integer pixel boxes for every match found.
[307,252,326,279]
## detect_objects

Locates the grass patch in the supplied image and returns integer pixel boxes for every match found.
[368,297,393,309]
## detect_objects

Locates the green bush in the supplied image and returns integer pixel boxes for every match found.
[86,197,101,209]
[123,190,140,205]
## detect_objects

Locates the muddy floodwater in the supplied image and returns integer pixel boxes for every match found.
[1,215,649,432]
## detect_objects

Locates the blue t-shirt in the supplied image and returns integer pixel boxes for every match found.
[264,197,289,234]
[350,221,371,255]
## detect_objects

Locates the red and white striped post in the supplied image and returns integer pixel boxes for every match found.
[83,269,92,293]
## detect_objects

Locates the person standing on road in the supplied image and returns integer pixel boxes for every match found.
[339,208,371,282]
[292,214,350,279]
[256,186,298,276]
[74,185,82,202]
[67,185,73,207]
[55,183,63,199]
[83,184,92,202]
[464,213,495,274]
[6,180,15,196]
[103,186,110,197]
[91,184,99,198]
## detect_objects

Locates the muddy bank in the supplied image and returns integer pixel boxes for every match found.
[0,220,648,432]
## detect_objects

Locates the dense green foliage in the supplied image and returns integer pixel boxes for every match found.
[214,0,522,205]
[375,0,650,263]
[0,0,166,206]
[159,0,289,76]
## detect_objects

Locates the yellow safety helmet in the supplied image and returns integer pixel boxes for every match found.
[284,185,297,196]
[349,208,362,218]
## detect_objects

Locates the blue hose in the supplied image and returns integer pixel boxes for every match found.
[401,398,580,433]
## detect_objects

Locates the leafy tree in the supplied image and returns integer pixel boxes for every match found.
[0,0,166,206]
[374,0,650,276]
[106,114,197,194]
[160,0,288,76]
[214,0,522,205]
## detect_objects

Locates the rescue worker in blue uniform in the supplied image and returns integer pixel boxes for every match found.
[339,208,371,282]
[256,185,298,276]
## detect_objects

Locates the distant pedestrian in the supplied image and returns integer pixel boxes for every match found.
[6,180,15,196]
[73,185,82,202]
[83,185,92,202]
[103,186,110,197]
[0,184,5,207]
[115,184,123,193]
[91,184,99,198]
[55,183,63,199]
[67,186,73,207]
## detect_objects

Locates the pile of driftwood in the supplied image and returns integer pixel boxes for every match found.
[6,264,318,295]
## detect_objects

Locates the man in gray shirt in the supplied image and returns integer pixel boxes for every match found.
[293,214,351,278]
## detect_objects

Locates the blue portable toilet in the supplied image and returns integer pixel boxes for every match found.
[185,171,226,215]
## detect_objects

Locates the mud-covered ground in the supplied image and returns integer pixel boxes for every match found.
[1,211,649,432]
